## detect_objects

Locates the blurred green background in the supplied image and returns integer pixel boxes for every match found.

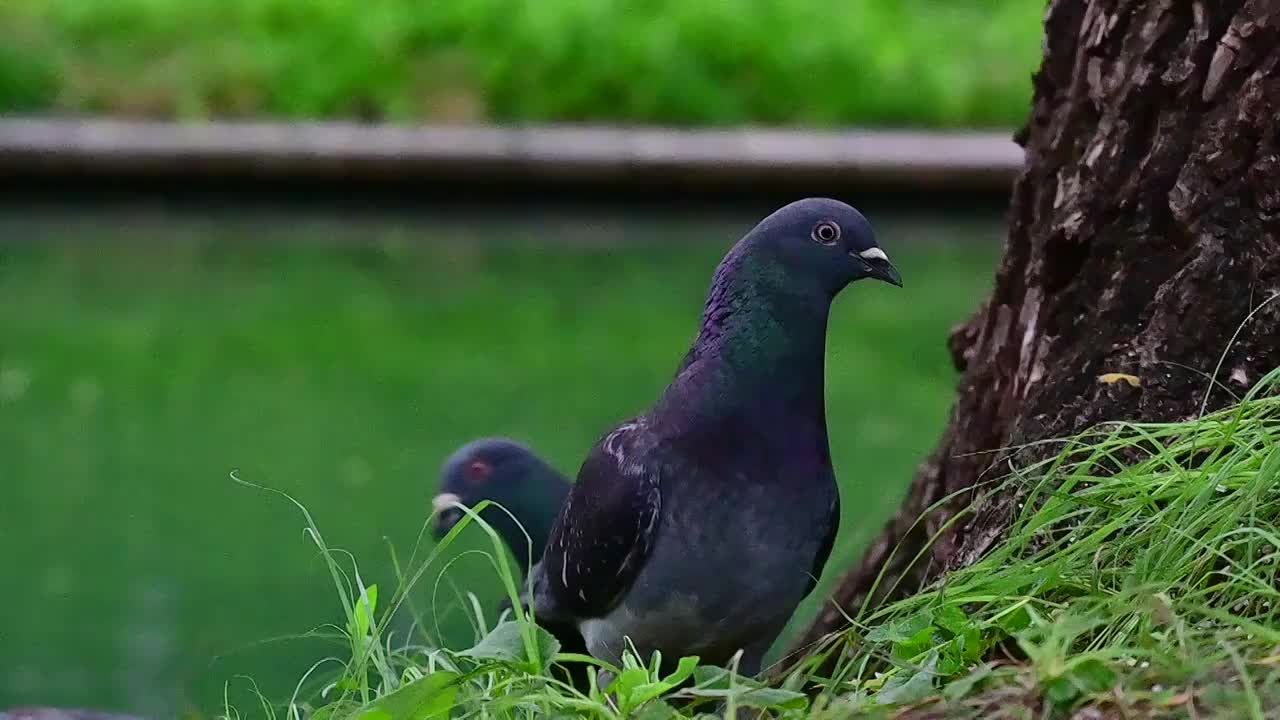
[0,205,1000,715]
[0,0,1040,127]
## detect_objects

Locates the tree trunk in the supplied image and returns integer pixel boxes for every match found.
[795,0,1280,655]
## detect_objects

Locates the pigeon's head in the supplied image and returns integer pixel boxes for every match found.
[747,197,902,296]
[431,438,567,546]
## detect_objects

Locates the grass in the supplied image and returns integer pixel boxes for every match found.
[0,209,1000,715]
[810,365,1280,717]
[0,0,1041,127]
[237,367,1280,719]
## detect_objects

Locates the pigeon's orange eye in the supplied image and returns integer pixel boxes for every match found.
[811,221,840,245]
[466,460,491,484]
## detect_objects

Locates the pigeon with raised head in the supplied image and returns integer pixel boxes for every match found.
[532,198,902,678]
[431,438,591,690]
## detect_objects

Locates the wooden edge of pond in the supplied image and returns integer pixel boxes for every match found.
[0,709,147,720]
[0,118,1023,195]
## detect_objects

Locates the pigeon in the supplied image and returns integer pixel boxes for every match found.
[431,438,592,690]
[432,437,571,572]
[532,198,902,679]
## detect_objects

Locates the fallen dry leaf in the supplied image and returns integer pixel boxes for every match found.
[1098,373,1141,388]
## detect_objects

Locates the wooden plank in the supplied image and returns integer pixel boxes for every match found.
[0,118,1023,192]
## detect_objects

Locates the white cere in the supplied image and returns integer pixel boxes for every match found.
[432,493,461,513]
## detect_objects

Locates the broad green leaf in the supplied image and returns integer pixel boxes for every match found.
[942,663,996,701]
[730,687,808,711]
[685,665,807,710]
[608,667,654,708]
[891,624,939,663]
[876,651,938,706]
[351,671,458,720]
[933,638,967,677]
[691,665,747,687]
[934,626,990,676]
[931,605,971,636]
[866,612,933,644]
[532,624,561,671]
[663,655,700,687]
[632,700,680,720]
[1044,676,1079,706]
[684,685,807,711]
[352,583,378,640]
[959,626,986,663]
[627,655,700,706]
[1044,658,1116,707]
[458,620,556,668]
[995,605,1032,634]
[1069,658,1117,692]
[460,621,526,663]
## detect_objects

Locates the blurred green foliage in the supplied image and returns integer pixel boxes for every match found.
[0,0,1042,127]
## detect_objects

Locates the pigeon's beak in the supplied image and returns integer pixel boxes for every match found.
[431,492,465,539]
[855,247,903,287]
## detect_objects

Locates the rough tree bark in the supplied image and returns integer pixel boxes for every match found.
[795,0,1280,654]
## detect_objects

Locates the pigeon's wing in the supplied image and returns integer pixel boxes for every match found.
[538,421,661,619]
[805,492,840,597]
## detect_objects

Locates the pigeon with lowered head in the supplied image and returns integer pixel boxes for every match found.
[532,198,902,678]
[431,438,591,690]
[432,437,571,572]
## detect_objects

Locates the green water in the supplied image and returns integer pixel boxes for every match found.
[0,204,1002,716]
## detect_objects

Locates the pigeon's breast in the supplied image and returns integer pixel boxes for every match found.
[582,463,836,668]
